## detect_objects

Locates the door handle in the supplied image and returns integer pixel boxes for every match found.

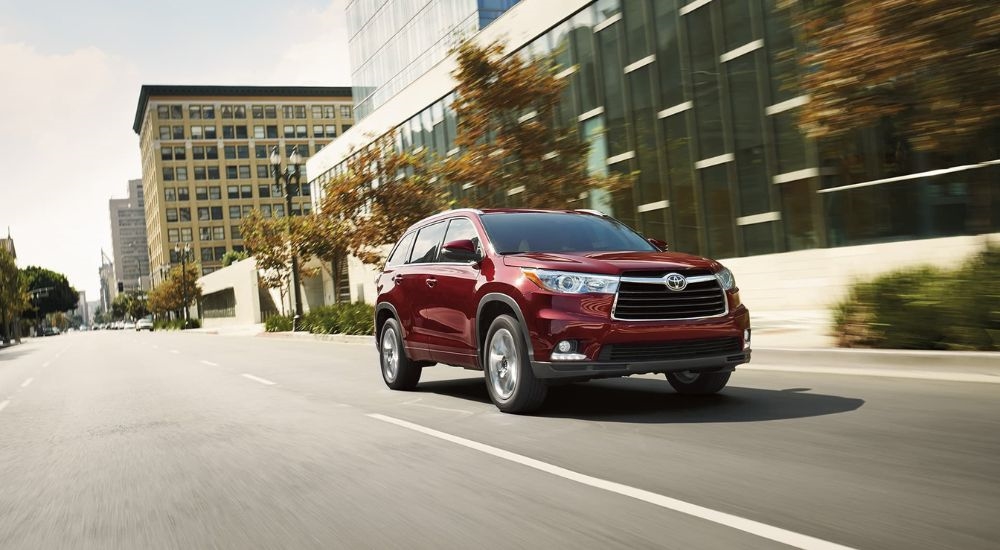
[425,277,437,288]
[392,274,404,283]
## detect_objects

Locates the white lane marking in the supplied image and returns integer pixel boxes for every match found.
[200,360,219,366]
[21,378,34,388]
[170,350,180,355]
[0,400,9,412]
[241,373,276,386]
[401,398,474,416]
[743,364,1000,384]
[368,413,856,550]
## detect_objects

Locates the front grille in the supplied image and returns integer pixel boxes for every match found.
[599,337,741,362]
[613,271,727,320]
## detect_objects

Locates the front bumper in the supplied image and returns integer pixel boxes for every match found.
[531,349,750,379]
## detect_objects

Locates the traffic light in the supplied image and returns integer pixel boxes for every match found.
[117,281,124,292]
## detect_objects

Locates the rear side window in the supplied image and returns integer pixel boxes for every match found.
[386,232,415,267]
[408,221,446,264]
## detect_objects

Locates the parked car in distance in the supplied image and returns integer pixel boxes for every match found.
[41,326,59,337]
[123,321,136,330]
[135,317,154,331]
[375,209,751,414]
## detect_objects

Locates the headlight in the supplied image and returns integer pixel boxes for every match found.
[715,266,736,291]
[522,268,620,294]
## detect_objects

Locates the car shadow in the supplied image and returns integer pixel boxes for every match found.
[0,345,35,362]
[416,377,864,423]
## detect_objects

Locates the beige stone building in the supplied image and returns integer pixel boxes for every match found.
[132,85,353,284]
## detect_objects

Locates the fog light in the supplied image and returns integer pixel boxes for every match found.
[551,340,586,361]
[744,329,751,350]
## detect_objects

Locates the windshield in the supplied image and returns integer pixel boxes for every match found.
[480,212,657,254]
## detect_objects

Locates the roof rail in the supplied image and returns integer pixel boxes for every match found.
[574,209,609,217]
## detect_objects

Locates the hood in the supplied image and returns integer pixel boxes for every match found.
[502,251,719,275]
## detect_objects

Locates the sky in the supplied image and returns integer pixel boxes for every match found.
[0,0,352,300]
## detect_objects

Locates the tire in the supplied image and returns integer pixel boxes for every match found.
[665,370,731,395]
[379,318,422,390]
[483,315,547,414]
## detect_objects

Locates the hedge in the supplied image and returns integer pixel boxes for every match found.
[266,302,375,336]
[833,245,999,350]
[153,318,201,330]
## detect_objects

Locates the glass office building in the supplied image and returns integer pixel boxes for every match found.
[321,0,999,260]
[348,0,520,120]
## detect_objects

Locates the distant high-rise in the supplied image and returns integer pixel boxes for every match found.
[132,85,353,284]
[109,179,150,292]
[348,0,520,120]
[98,254,115,314]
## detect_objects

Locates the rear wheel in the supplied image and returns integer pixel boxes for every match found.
[380,318,422,390]
[665,370,731,395]
[484,315,547,413]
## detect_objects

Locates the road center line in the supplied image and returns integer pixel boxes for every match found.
[368,413,856,550]
[200,360,219,366]
[241,373,276,386]
[21,378,34,388]
[0,400,9,412]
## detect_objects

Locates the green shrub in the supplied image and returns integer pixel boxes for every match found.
[301,302,375,335]
[833,245,1000,350]
[152,318,202,330]
[266,315,293,332]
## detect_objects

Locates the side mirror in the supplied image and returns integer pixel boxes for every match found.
[441,239,481,263]
[647,238,669,251]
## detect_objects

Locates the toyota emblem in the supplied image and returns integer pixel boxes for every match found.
[664,273,687,291]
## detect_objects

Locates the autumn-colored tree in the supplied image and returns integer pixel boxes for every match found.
[0,248,28,343]
[240,209,320,312]
[147,263,201,317]
[294,212,352,303]
[319,132,446,265]
[438,40,628,209]
[779,0,1000,153]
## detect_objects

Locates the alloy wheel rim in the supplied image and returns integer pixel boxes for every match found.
[382,327,398,381]
[674,370,700,384]
[488,328,518,401]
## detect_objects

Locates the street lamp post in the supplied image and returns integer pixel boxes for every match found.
[173,242,192,327]
[270,145,304,331]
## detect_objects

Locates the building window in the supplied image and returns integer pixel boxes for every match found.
[157,105,169,119]
[229,206,241,219]
[342,124,352,132]
[266,125,278,138]
[180,228,193,242]
[206,146,218,159]
[172,126,185,140]
[211,206,223,220]
[283,125,295,138]
[179,207,191,221]
[231,225,242,240]
[198,207,210,221]
[207,166,220,179]
[261,204,272,218]
[200,227,211,241]
[204,126,217,139]
[221,105,234,119]
[213,246,227,261]
[173,146,186,161]
[189,105,202,119]
[258,184,271,198]
[241,184,252,198]
[294,105,306,118]
[196,187,208,200]
[203,105,215,119]
[255,145,269,159]
[209,186,221,200]
[282,105,294,119]
[213,226,225,240]
[194,166,206,180]
[201,248,213,262]
[227,185,239,199]
[254,125,265,139]
[274,204,285,218]
[167,228,179,242]
[176,167,188,181]
[226,166,238,179]
[340,105,352,118]
[159,126,171,140]
[242,205,253,217]
[257,165,270,178]
[264,105,276,118]
[166,208,178,222]
[161,148,173,161]
[191,126,203,140]
[224,146,237,159]
[238,165,251,179]
[193,146,205,159]
[162,167,174,181]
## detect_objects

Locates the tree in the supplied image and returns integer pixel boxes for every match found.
[318,133,446,265]
[0,248,28,343]
[240,209,294,312]
[779,0,1000,153]
[20,266,78,321]
[147,264,201,318]
[437,40,629,209]
[112,291,149,321]
[221,249,249,267]
[294,213,353,303]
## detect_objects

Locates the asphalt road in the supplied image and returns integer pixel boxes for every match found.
[1,332,997,550]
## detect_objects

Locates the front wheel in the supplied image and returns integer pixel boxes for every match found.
[380,318,422,390]
[484,315,547,414]
[665,370,731,395]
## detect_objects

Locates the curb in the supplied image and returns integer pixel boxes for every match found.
[258,332,374,345]
[752,347,1000,371]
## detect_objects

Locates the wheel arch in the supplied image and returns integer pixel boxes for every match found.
[476,293,533,367]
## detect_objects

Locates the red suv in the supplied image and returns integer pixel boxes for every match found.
[375,209,750,413]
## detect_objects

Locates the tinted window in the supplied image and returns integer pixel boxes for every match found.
[408,222,446,264]
[386,232,416,268]
[443,218,480,250]
[480,213,657,254]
